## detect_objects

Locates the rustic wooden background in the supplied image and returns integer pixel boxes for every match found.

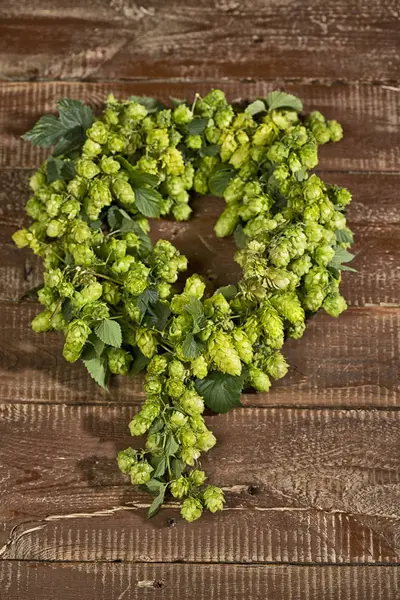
[0,1,399,598]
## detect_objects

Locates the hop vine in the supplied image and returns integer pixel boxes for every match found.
[14,89,355,521]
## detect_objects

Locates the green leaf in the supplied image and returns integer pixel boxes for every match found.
[336,229,354,245]
[147,485,166,518]
[52,126,87,157]
[186,118,209,135]
[182,333,203,360]
[145,301,171,331]
[170,96,187,107]
[195,371,244,413]
[129,95,166,113]
[208,164,236,197]
[23,114,67,147]
[245,99,266,116]
[328,246,357,274]
[81,333,105,361]
[95,318,122,348]
[115,157,158,187]
[200,144,221,157]
[82,356,109,390]
[266,91,303,113]
[233,224,248,249]
[137,288,159,315]
[172,458,186,479]
[153,457,167,479]
[23,98,94,154]
[61,298,73,322]
[145,478,166,495]
[107,207,153,254]
[149,417,164,434]
[56,98,94,131]
[294,167,308,182]
[183,296,206,333]
[129,350,150,377]
[165,433,179,457]
[215,284,237,300]
[134,187,162,218]
[47,155,76,182]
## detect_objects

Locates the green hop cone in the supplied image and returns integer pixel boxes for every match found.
[191,355,208,379]
[169,411,188,430]
[130,461,153,485]
[129,414,151,436]
[147,355,168,376]
[63,319,91,363]
[107,348,132,375]
[189,469,206,486]
[249,366,271,392]
[203,485,225,513]
[112,178,135,206]
[181,446,201,466]
[323,293,347,317]
[232,328,253,364]
[117,447,137,474]
[180,390,204,416]
[214,204,240,238]
[170,476,190,499]
[196,430,217,452]
[184,274,206,299]
[208,331,242,376]
[166,377,186,399]
[31,310,53,333]
[264,351,289,380]
[136,328,158,358]
[168,359,186,379]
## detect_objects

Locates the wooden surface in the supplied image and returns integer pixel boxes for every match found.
[0,2,399,599]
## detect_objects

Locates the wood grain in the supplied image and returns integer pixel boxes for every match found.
[2,169,400,306]
[0,81,399,171]
[0,0,399,83]
[0,403,399,563]
[1,562,399,600]
[1,303,399,406]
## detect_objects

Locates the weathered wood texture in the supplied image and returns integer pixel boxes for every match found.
[1,404,399,563]
[1,303,399,406]
[0,81,399,171]
[0,1,399,83]
[1,563,399,600]
[2,169,399,305]
[1,0,399,594]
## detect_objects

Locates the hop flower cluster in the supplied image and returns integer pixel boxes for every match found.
[14,90,354,521]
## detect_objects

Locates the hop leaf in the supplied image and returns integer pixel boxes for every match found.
[195,371,244,413]
[266,91,303,112]
[134,187,162,218]
[245,99,266,116]
[83,356,109,390]
[95,319,122,348]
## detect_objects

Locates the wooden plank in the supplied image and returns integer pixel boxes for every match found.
[0,81,399,171]
[0,404,399,563]
[1,303,399,406]
[2,169,400,305]
[0,0,399,82]
[1,562,399,600]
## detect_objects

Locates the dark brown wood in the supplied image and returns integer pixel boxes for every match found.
[2,169,400,306]
[0,1,399,593]
[1,303,399,406]
[0,0,399,83]
[1,562,399,600]
[0,81,399,171]
[1,403,399,563]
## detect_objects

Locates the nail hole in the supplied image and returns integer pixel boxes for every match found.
[247,485,259,495]
[167,518,176,528]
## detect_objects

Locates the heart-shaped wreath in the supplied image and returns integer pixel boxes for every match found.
[14,89,355,521]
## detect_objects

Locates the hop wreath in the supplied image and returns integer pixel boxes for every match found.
[14,89,355,522]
